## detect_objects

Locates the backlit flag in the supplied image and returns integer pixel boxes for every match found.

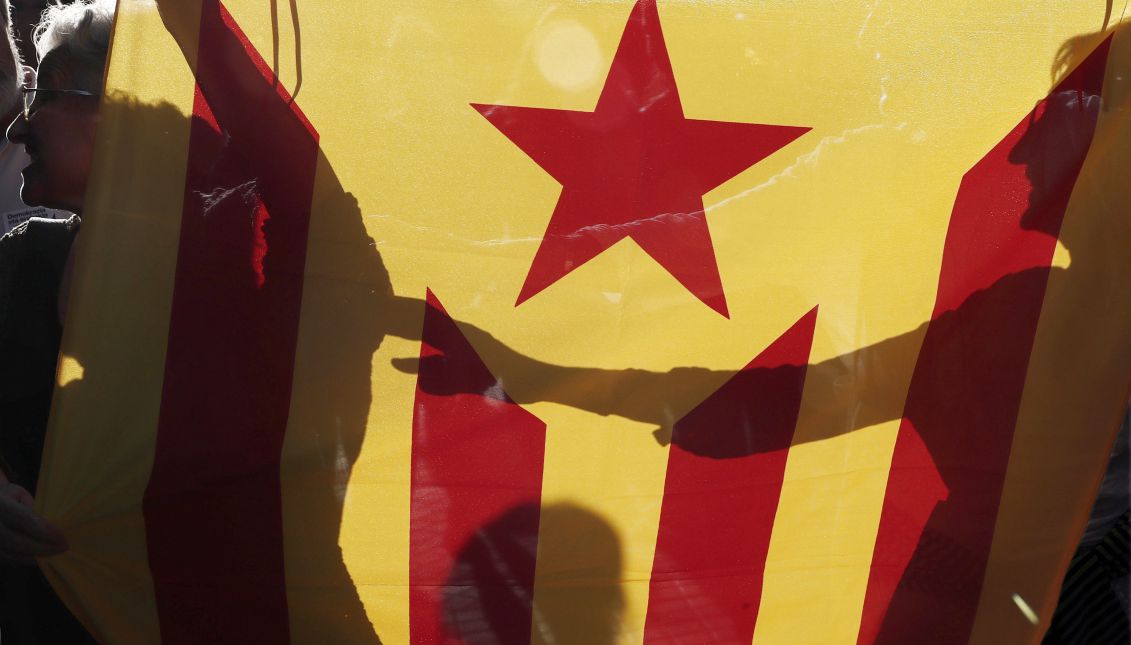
[32,0,1131,643]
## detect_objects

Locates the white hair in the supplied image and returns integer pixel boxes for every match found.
[0,0,18,114]
[34,0,114,68]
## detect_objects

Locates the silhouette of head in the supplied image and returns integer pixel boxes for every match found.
[442,502,624,645]
[1009,33,1106,242]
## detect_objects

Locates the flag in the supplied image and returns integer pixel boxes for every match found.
[34,1,1131,643]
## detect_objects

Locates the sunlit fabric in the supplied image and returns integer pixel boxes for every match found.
[32,1,1131,643]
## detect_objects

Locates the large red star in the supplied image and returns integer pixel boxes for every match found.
[473,0,809,317]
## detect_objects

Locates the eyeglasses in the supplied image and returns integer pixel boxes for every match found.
[20,87,100,119]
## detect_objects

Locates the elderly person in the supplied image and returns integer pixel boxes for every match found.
[0,0,67,235]
[0,1,108,642]
[7,1,103,214]
[0,0,386,641]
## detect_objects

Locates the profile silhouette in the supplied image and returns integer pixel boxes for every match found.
[395,26,1130,645]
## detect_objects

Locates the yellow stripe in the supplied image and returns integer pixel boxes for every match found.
[36,0,200,641]
[752,340,919,643]
[971,19,1131,643]
[280,150,423,643]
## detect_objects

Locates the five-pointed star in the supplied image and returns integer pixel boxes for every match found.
[473,0,809,317]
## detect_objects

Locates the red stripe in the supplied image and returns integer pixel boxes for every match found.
[142,2,320,642]
[409,291,548,644]
[857,37,1111,644]
[643,307,818,643]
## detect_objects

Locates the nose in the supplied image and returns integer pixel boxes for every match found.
[6,110,27,145]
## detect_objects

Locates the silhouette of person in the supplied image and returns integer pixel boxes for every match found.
[20,2,1125,643]
[395,26,1131,644]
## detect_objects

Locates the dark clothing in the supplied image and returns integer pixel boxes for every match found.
[0,217,74,493]
[1045,413,1131,645]
[1045,512,1130,644]
[0,217,94,644]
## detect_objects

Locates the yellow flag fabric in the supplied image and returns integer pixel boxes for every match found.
[33,1,1131,643]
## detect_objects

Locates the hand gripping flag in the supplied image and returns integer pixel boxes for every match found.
[31,1,1131,643]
